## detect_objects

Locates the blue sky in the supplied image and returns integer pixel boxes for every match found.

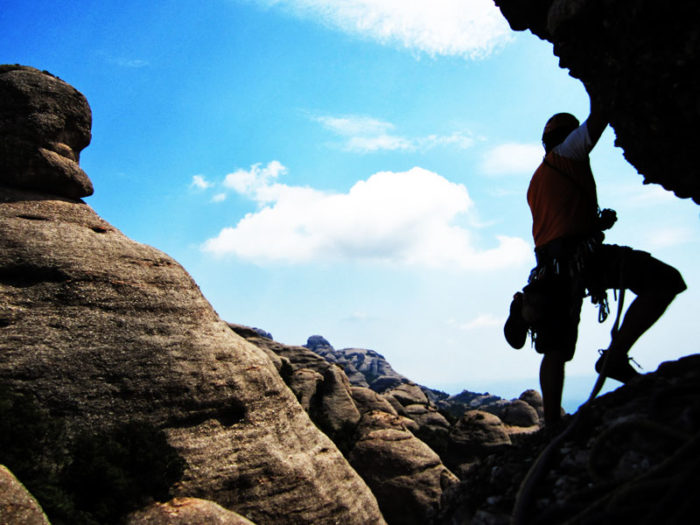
[3,0,699,410]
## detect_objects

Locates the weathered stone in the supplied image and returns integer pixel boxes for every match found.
[289,368,324,412]
[127,498,256,525]
[349,411,459,525]
[448,410,511,458]
[0,65,93,199]
[304,334,334,352]
[0,465,50,525]
[496,399,540,428]
[404,404,450,429]
[229,328,362,443]
[404,404,452,457]
[519,389,544,422]
[370,375,404,392]
[0,72,385,524]
[350,386,398,416]
[440,355,700,524]
[317,364,362,437]
[384,382,429,407]
[0,187,385,524]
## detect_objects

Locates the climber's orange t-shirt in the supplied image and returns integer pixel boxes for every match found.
[527,123,599,248]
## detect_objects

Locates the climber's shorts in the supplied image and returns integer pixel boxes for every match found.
[533,243,686,361]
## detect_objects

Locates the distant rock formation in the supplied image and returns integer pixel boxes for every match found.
[0,65,384,525]
[495,0,700,203]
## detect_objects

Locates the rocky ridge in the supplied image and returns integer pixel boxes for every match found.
[231,327,547,523]
[230,325,461,525]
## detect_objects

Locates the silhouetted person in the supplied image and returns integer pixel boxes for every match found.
[505,90,686,427]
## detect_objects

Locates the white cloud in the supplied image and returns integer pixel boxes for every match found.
[253,0,511,59]
[458,314,504,331]
[211,193,227,203]
[315,115,394,136]
[191,174,213,189]
[345,134,415,152]
[646,226,695,249]
[315,114,474,153]
[482,143,543,175]
[223,160,287,200]
[203,162,531,269]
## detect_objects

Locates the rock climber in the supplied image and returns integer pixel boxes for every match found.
[504,89,687,427]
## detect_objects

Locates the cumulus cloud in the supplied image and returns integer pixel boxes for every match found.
[203,161,530,269]
[315,114,474,153]
[253,0,511,59]
[482,143,543,175]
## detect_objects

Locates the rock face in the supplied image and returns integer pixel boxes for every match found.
[495,0,700,203]
[0,65,93,199]
[349,412,459,525]
[0,66,384,525]
[127,498,256,525]
[440,354,700,524]
[233,326,459,524]
[0,465,50,525]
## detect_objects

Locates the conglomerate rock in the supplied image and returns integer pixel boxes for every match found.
[0,65,93,199]
[127,498,257,525]
[0,65,385,525]
[349,411,460,525]
[0,465,50,525]
[494,0,700,203]
[233,326,459,524]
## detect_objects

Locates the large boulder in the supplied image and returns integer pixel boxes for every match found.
[350,386,399,416]
[0,66,385,525]
[127,498,256,525]
[0,65,93,199]
[348,411,459,525]
[445,410,512,472]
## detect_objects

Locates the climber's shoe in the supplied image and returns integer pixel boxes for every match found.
[595,349,641,383]
[504,292,528,349]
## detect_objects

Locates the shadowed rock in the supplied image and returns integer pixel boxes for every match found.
[0,65,93,199]
[127,498,257,525]
[494,0,700,203]
[348,411,459,525]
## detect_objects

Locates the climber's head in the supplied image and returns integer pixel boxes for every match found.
[542,112,579,153]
